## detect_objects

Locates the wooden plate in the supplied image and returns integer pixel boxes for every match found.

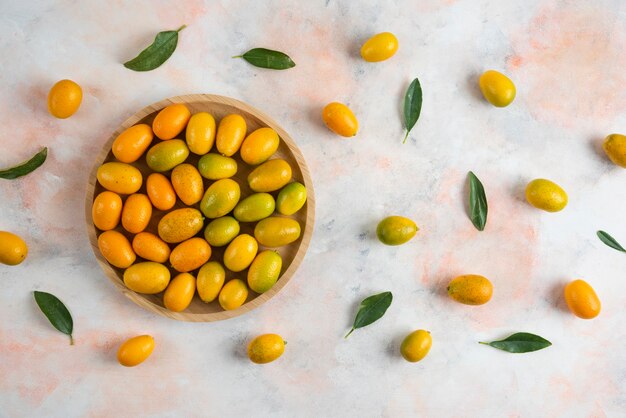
[85,94,315,322]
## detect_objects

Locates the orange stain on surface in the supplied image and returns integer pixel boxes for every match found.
[262,10,357,106]
[509,4,626,128]
[418,170,539,327]
[0,331,60,407]
[508,55,523,69]
[154,0,207,28]
[434,169,463,206]
[376,156,392,170]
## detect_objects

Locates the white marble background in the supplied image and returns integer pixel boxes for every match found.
[0,0,625,417]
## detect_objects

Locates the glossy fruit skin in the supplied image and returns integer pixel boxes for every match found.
[479,70,516,107]
[360,32,399,62]
[322,102,358,137]
[216,114,247,156]
[112,124,153,163]
[197,261,226,303]
[602,133,626,168]
[248,159,292,192]
[171,163,204,205]
[234,193,275,222]
[240,127,280,165]
[97,162,143,195]
[186,112,216,155]
[400,330,432,363]
[146,173,176,211]
[204,216,240,247]
[98,230,136,269]
[152,104,191,140]
[223,234,258,272]
[0,231,28,266]
[169,237,212,273]
[157,208,204,243]
[276,182,307,216]
[123,262,171,294]
[121,193,152,234]
[247,251,282,293]
[146,139,189,172]
[218,279,248,310]
[525,179,568,212]
[117,335,155,367]
[200,178,241,219]
[132,232,171,263]
[376,216,418,246]
[47,79,82,119]
[164,273,196,312]
[447,274,493,305]
[564,279,601,319]
[254,217,301,247]
[197,153,238,180]
[92,191,123,231]
[247,334,285,364]
[146,139,189,173]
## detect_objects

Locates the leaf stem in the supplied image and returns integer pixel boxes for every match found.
[478,341,489,345]
[344,328,355,339]
[232,55,243,59]
[70,334,74,345]
[402,130,410,144]
[176,24,187,33]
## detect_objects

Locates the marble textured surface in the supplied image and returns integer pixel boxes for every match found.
[1,0,625,416]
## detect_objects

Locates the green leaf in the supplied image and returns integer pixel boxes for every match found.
[597,230,626,253]
[345,291,392,338]
[0,147,47,180]
[468,171,488,231]
[33,291,74,345]
[402,77,422,143]
[479,332,551,353]
[124,25,186,71]
[234,48,295,70]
